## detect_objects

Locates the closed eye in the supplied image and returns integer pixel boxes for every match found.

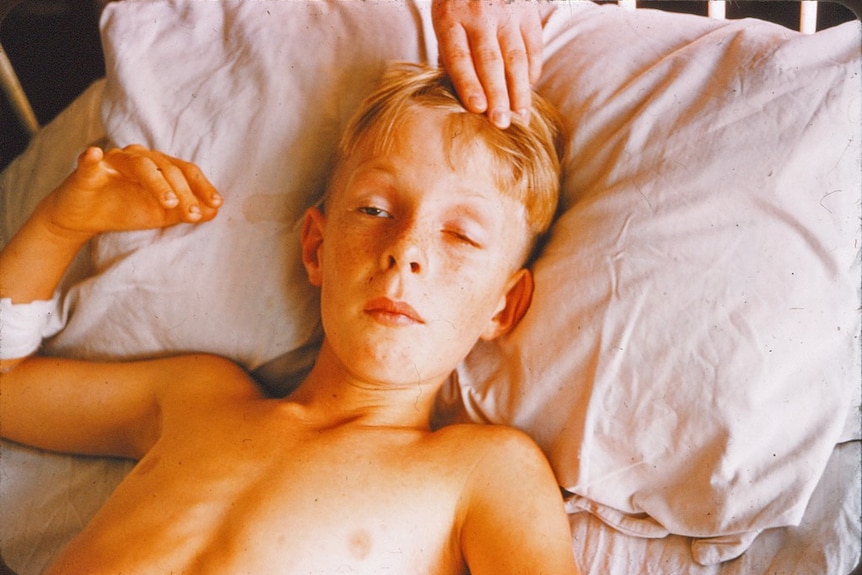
[445,229,481,248]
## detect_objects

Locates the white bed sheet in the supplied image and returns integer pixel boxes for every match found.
[569,440,861,574]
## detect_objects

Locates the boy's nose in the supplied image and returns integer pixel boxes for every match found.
[382,223,426,275]
[386,255,421,274]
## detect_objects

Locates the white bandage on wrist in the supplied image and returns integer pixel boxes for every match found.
[0,293,65,360]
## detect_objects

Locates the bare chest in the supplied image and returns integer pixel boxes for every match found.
[46,409,470,575]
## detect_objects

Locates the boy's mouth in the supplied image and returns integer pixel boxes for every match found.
[364,297,425,325]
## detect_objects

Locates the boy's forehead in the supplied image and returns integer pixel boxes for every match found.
[344,106,501,179]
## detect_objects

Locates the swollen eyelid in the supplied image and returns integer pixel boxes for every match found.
[447,229,482,248]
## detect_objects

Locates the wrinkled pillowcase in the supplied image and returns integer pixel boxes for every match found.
[452,4,861,565]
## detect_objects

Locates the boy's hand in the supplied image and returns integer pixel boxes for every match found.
[40,145,223,239]
[0,145,221,307]
[432,0,543,129]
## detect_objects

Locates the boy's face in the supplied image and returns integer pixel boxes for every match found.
[302,105,533,389]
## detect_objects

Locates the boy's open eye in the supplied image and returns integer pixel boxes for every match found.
[358,206,391,218]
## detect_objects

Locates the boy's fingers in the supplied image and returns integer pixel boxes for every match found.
[72,147,112,184]
[165,158,222,223]
[103,146,221,225]
[174,159,223,209]
[523,17,543,86]
[121,153,183,210]
[111,148,201,222]
[77,146,104,167]
[148,157,203,222]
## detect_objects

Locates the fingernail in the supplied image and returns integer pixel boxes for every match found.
[517,108,531,123]
[189,204,201,218]
[468,95,487,113]
[490,108,511,129]
[164,191,178,205]
[211,192,223,204]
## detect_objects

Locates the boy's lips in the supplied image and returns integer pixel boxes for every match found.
[364,297,425,325]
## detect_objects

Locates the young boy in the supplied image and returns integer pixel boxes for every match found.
[0,64,579,575]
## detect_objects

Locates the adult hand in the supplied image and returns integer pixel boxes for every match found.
[42,145,222,238]
[432,0,543,129]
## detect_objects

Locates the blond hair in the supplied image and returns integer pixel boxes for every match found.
[330,63,565,246]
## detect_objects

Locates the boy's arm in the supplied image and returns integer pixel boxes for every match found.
[0,354,252,459]
[0,146,221,370]
[460,428,581,575]
[0,145,224,457]
[0,145,221,305]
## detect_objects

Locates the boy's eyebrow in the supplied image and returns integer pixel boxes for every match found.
[343,153,513,213]
[344,159,397,180]
[354,164,395,178]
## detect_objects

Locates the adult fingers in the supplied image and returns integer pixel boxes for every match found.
[467,24,512,128]
[498,25,532,124]
[499,3,543,123]
[522,8,543,86]
[436,20,489,114]
[433,0,544,129]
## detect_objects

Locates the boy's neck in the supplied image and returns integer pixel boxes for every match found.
[287,341,446,431]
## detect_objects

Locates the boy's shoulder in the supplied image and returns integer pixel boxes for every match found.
[435,421,537,442]
[155,354,263,409]
[436,422,570,569]
[432,423,550,471]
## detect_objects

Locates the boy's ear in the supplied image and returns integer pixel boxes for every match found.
[481,268,534,341]
[301,207,326,287]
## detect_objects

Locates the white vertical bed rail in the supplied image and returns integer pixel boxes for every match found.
[707,1,727,20]
[800,1,818,33]
[616,1,819,33]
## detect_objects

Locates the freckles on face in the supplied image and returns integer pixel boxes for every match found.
[315,106,530,383]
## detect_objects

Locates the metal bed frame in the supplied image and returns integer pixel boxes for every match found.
[618,0,823,31]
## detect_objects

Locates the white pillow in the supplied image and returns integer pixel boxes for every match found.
[453,3,861,565]
[46,0,438,393]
